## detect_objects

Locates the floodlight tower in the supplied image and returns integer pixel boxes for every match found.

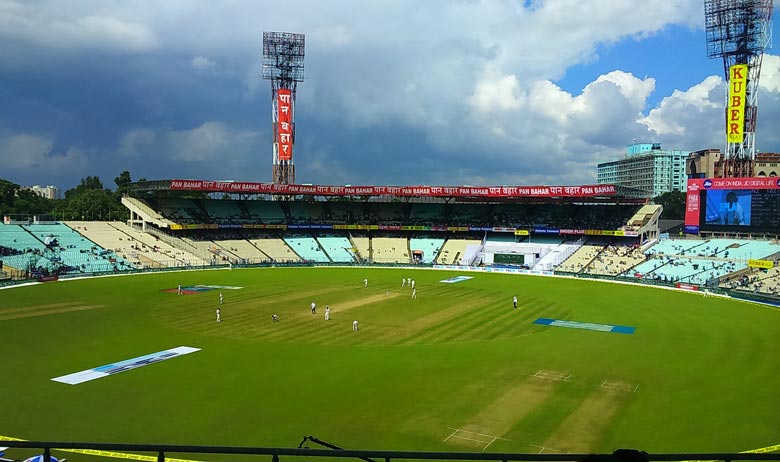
[705,0,773,178]
[262,31,305,185]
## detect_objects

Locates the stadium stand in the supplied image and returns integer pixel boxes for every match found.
[628,238,780,286]
[245,201,286,223]
[583,242,645,276]
[409,236,445,264]
[247,234,300,263]
[436,237,482,265]
[408,203,445,225]
[104,222,206,267]
[283,235,330,262]
[317,235,357,263]
[202,200,245,224]
[209,236,270,263]
[0,226,50,273]
[25,223,132,273]
[558,243,604,273]
[350,234,371,262]
[371,236,409,263]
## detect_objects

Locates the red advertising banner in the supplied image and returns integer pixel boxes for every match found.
[277,89,293,161]
[169,180,617,198]
[676,283,699,292]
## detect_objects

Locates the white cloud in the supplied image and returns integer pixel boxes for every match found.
[118,128,157,158]
[116,122,263,165]
[0,133,88,172]
[640,75,722,136]
[4,0,780,187]
[191,56,216,71]
[470,72,524,112]
[0,1,158,52]
[760,54,780,93]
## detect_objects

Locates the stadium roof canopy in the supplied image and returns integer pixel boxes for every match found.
[127,179,646,201]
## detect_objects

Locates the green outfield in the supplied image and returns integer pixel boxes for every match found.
[1,267,779,455]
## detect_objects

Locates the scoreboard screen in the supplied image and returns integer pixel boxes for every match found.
[686,178,780,234]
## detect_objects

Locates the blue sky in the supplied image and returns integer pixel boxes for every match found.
[1,0,779,191]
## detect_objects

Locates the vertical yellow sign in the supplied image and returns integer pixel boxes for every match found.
[727,64,747,143]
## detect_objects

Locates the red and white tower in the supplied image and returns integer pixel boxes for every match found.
[262,32,305,185]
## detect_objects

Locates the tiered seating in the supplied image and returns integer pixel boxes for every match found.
[435,238,482,265]
[629,238,780,285]
[326,202,363,223]
[449,204,487,226]
[245,201,286,223]
[66,221,144,268]
[409,204,444,224]
[558,244,602,273]
[153,198,198,223]
[43,223,132,272]
[370,203,404,223]
[584,244,645,276]
[317,236,356,263]
[210,238,269,263]
[371,237,408,263]
[645,239,709,256]
[283,235,330,262]
[247,235,300,262]
[351,235,371,262]
[0,226,53,273]
[203,200,244,223]
[287,202,325,223]
[409,237,445,264]
[106,222,207,267]
[726,266,780,295]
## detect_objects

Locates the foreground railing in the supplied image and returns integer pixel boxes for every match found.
[1,441,779,462]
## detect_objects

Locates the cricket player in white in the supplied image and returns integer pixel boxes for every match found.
[352,320,359,331]
[411,279,415,289]
[216,307,221,322]
[411,288,417,299]
[402,278,406,287]
[177,284,182,295]
[513,296,518,309]
[364,278,368,287]
[311,302,316,314]
[219,292,223,304]
[325,306,330,321]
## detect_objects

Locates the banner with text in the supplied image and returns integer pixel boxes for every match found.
[727,64,747,144]
[277,89,293,160]
[169,180,617,198]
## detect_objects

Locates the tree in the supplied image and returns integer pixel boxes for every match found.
[114,170,132,195]
[12,189,54,216]
[653,190,686,220]
[65,175,106,201]
[0,179,20,217]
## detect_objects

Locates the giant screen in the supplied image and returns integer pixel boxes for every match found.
[685,177,780,234]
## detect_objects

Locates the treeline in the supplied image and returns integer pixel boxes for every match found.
[0,171,142,221]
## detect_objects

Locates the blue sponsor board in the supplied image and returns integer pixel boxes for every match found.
[52,346,201,385]
[534,318,635,334]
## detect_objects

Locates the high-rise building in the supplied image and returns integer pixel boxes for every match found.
[25,185,59,200]
[685,149,778,178]
[597,143,689,198]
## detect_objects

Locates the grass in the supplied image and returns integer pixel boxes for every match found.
[1,267,779,455]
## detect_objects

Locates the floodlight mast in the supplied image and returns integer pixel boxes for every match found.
[262,31,305,185]
[704,0,773,178]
